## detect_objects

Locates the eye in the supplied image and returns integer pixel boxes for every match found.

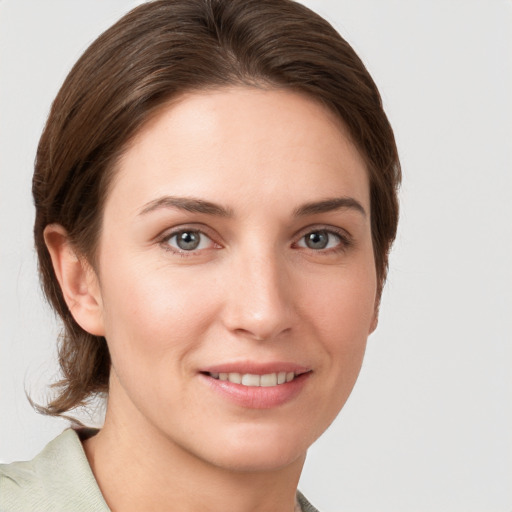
[296,229,343,251]
[165,230,214,252]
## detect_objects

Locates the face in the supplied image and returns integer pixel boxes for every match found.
[93,87,377,471]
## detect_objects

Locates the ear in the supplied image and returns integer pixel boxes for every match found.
[44,224,105,336]
[369,310,379,334]
[369,300,379,335]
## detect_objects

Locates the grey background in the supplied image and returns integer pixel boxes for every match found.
[1,1,511,511]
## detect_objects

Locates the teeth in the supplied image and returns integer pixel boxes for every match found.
[241,374,260,386]
[228,372,242,384]
[210,371,297,386]
[260,373,278,387]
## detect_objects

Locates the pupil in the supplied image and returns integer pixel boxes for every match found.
[177,231,200,250]
[306,231,328,249]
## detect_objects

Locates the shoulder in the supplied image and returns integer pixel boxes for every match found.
[296,490,321,512]
[0,429,109,512]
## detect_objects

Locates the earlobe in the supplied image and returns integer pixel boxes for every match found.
[369,301,379,334]
[369,311,379,334]
[44,224,105,336]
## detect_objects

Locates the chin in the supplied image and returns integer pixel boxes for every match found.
[210,445,306,474]
[188,421,314,473]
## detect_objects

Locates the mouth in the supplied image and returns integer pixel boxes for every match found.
[199,365,312,408]
[203,371,305,387]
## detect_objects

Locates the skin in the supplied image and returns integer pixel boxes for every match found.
[45,87,378,512]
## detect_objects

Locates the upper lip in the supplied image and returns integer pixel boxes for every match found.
[200,361,311,375]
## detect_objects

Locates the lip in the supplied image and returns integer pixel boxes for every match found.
[199,361,312,409]
[200,361,311,375]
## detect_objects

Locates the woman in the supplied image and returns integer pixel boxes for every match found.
[0,0,400,510]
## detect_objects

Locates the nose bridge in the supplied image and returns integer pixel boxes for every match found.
[223,240,294,340]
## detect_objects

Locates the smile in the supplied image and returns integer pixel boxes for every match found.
[200,364,313,409]
[208,372,297,387]
[200,366,312,409]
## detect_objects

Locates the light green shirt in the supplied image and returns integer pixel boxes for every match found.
[0,429,319,512]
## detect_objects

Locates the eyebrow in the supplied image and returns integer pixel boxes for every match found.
[138,196,233,217]
[137,195,366,218]
[293,197,366,217]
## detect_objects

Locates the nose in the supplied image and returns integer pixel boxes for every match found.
[220,248,296,341]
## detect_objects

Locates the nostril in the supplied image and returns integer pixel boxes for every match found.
[233,326,292,342]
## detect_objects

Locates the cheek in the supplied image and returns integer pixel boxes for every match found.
[98,258,219,372]
[299,258,376,386]
[309,266,375,403]
[301,261,377,339]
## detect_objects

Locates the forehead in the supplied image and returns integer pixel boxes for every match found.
[108,86,370,216]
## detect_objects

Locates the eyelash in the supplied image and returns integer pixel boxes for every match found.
[293,226,353,254]
[159,226,219,257]
[158,225,352,257]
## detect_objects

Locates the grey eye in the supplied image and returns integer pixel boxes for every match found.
[176,231,200,250]
[298,230,341,250]
[305,231,328,249]
[168,230,209,251]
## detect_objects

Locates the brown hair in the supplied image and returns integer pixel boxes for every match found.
[33,0,400,416]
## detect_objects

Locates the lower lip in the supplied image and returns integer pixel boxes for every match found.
[200,372,311,409]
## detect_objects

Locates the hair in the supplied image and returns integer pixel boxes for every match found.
[32,0,401,416]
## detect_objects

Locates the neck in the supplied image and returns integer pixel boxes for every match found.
[82,382,305,512]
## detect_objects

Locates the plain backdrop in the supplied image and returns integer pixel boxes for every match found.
[1,1,511,511]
